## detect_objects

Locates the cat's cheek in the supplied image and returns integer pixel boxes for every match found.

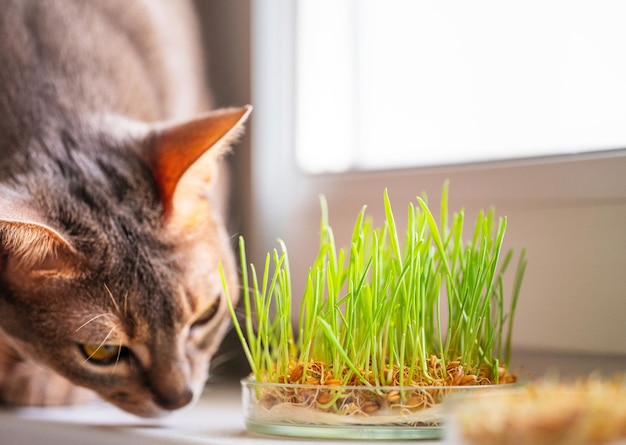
[102,355,199,416]
[93,379,177,418]
[178,338,213,399]
[189,356,210,396]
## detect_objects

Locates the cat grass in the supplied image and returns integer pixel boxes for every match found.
[221,183,526,419]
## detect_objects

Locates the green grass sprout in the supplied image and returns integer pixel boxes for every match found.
[222,183,526,387]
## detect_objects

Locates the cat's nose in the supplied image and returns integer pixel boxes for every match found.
[153,387,194,411]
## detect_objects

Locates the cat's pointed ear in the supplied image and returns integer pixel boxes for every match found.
[148,105,252,215]
[0,196,76,271]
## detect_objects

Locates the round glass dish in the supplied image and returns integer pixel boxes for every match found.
[241,378,508,440]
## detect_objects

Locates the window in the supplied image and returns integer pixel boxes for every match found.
[296,0,626,173]
[251,1,626,357]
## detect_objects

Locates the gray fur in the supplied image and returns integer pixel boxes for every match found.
[0,0,243,417]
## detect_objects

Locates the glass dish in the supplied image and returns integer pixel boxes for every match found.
[241,377,509,440]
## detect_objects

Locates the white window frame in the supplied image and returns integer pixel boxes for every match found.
[251,0,626,356]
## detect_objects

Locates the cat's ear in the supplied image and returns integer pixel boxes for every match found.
[0,196,76,272]
[147,105,252,216]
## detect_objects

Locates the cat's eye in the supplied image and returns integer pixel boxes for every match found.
[80,343,123,365]
[191,296,221,329]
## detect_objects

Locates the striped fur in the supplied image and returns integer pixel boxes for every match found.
[0,0,248,417]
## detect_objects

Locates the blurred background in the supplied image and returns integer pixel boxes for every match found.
[196,0,626,382]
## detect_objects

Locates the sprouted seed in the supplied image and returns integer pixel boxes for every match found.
[221,183,526,420]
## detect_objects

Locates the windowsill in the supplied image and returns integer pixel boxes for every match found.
[0,379,439,445]
[2,349,624,444]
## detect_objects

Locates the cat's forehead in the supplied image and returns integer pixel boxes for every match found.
[90,237,223,323]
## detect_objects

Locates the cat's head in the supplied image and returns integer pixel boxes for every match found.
[0,106,251,416]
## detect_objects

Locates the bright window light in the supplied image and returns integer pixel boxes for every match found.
[295,0,626,173]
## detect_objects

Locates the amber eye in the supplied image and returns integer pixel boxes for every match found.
[192,296,221,329]
[80,343,122,365]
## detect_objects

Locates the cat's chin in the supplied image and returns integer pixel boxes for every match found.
[107,399,190,418]
[102,387,201,418]
[133,406,184,419]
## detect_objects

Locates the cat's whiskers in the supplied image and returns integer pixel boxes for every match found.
[81,326,116,364]
[123,291,129,317]
[111,337,124,375]
[104,284,122,317]
[75,313,117,332]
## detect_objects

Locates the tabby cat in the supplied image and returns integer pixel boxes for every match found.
[0,0,249,417]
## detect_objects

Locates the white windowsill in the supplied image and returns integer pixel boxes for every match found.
[0,380,439,445]
[2,348,624,444]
